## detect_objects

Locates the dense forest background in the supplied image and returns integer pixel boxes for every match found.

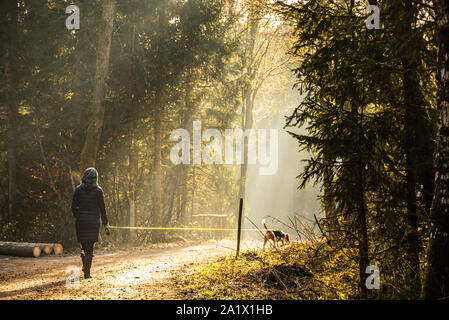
[1,0,449,299]
[0,0,317,245]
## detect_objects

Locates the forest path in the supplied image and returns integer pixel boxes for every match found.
[0,240,257,300]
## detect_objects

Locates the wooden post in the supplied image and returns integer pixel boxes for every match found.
[236,198,243,258]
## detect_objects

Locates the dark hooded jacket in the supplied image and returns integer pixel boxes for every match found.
[71,168,108,243]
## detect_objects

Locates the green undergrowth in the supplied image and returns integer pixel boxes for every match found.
[181,241,360,300]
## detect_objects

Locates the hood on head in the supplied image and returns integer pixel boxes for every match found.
[81,167,98,191]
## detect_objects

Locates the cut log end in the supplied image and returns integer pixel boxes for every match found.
[53,244,63,255]
[33,247,41,257]
[43,245,52,255]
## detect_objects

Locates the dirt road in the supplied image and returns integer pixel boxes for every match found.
[0,240,254,300]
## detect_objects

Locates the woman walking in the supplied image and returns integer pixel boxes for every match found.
[71,167,110,279]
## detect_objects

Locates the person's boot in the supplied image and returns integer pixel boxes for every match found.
[80,252,86,274]
[83,253,93,279]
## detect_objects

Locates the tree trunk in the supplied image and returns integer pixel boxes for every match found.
[398,0,428,296]
[127,14,137,242]
[5,53,18,223]
[356,155,369,298]
[34,111,63,204]
[191,165,196,222]
[152,90,163,242]
[179,166,188,223]
[179,77,193,223]
[422,0,449,299]
[128,123,137,242]
[239,90,254,199]
[352,101,369,298]
[239,11,258,200]
[402,55,421,297]
[348,0,370,294]
[2,0,18,222]
[79,0,115,171]
[323,166,336,239]
[151,3,167,242]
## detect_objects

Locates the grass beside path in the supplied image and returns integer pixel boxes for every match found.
[180,241,359,300]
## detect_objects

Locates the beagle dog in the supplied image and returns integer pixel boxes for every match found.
[262,219,290,251]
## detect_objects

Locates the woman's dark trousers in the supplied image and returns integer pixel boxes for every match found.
[80,242,94,279]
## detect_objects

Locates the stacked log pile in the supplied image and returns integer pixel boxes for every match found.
[0,242,63,257]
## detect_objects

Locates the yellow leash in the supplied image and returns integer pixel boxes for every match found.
[109,226,259,231]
